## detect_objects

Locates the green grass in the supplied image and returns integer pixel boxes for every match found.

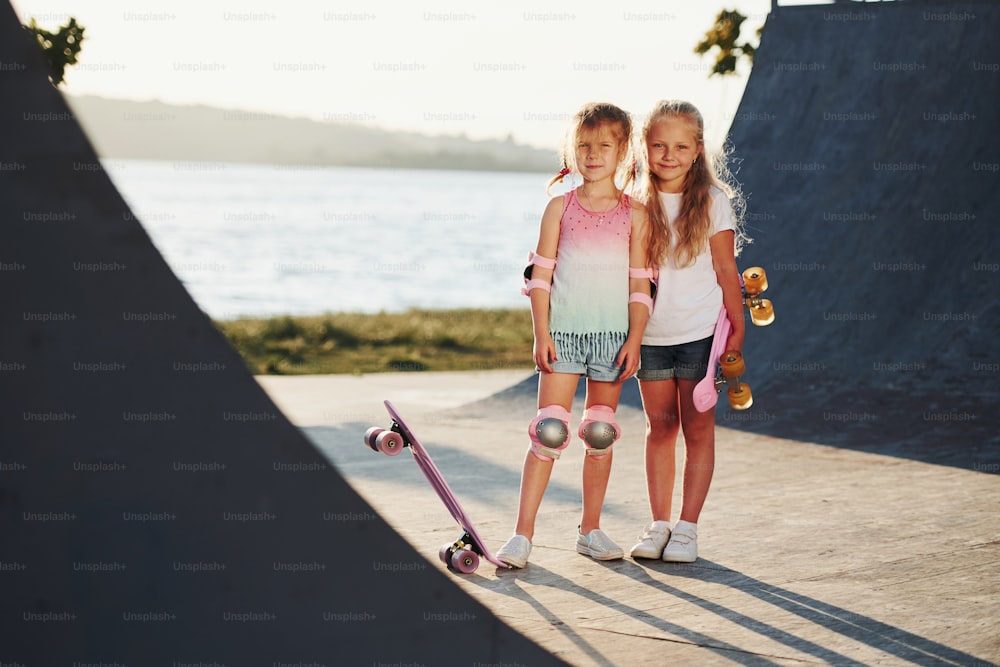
[214,308,535,375]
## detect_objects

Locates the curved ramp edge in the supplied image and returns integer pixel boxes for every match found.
[720,2,1000,463]
[0,3,564,663]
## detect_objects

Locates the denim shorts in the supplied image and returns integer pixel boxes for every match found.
[637,336,713,381]
[544,331,627,382]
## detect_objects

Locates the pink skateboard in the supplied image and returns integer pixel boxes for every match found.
[692,267,774,413]
[364,400,509,573]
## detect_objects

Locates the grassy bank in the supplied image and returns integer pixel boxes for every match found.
[215,308,534,375]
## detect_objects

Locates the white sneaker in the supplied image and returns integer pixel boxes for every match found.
[575,528,624,561]
[662,522,698,563]
[497,534,532,568]
[629,521,671,559]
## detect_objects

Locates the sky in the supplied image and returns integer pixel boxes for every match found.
[10,0,830,150]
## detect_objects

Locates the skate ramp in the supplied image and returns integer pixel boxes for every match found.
[0,2,561,663]
[715,2,999,466]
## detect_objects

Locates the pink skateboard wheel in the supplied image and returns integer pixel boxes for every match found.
[450,549,479,574]
[375,430,404,456]
[363,427,383,451]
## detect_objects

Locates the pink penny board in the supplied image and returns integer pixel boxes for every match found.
[382,400,509,570]
[692,307,731,413]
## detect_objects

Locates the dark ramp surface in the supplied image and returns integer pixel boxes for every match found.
[0,3,562,664]
[719,2,1000,467]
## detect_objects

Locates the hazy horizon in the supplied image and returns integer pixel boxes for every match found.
[67,94,562,172]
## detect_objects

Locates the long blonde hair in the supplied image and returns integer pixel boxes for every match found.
[640,100,748,269]
[547,102,636,195]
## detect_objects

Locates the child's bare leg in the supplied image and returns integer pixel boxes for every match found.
[676,378,716,523]
[580,453,612,535]
[512,372,580,540]
[579,379,623,535]
[639,378,681,522]
[513,456,552,541]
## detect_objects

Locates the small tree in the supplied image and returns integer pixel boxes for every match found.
[25,17,85,86]
[694,9,759,77]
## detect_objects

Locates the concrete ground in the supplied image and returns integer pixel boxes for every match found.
[259,371,1000,667]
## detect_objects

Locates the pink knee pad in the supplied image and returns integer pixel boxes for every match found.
[579,405,620,459]
[528,405,571,462]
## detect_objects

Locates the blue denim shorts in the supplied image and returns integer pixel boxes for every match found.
[544,331,627,382]
[637,336,713,381]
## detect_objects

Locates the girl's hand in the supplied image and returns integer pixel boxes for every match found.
[615,335,642,382]
[725,328,744,356]
[534,333,557,373]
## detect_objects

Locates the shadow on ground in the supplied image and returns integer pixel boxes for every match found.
[468,559,988,666]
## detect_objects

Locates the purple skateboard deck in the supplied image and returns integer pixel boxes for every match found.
[376,400,509,571]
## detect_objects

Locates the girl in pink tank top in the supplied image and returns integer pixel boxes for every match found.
[496,103,654,568]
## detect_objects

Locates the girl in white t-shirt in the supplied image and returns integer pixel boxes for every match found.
[629,100,749,563]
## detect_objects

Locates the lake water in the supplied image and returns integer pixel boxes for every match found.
[104,159,561,319]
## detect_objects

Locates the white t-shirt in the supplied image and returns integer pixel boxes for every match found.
[642,186,736,346]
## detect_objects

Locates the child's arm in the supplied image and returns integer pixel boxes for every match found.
[528,196,563,373]
[710,229,744,353]
[617,203,652,380]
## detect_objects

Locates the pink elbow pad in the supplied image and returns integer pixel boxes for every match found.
[629,265,655,311]
[521,279,552,296]
[629,292,653,312]
[522,251,556,295]
[630,266,659,286]
[527,251,556,270]
[629,267,654,279]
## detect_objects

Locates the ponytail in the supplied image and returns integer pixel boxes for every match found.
[546,166,572,196]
